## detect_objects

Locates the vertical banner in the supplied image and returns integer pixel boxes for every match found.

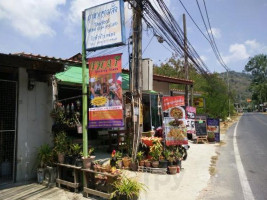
[88,53,124,128]
[207,118,220,142]
[162,96,188,146]
[185,106,196,138]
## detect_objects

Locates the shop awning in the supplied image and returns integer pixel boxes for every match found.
[55,66,130,89]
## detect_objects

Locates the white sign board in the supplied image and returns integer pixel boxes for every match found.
[84,0,126,51]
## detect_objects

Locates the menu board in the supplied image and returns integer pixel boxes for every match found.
[207,118,220,142]
[195,115,207,136]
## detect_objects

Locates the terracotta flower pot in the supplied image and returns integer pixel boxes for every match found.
[139,160,145,166]
[151,160,159,168]
[168,166,177,174]
[144,160,151,167]
[83,156,96,169]
[122,157,131,168]
[57,153,65,164]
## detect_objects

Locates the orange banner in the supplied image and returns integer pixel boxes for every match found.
[89,53,122,77]
[89,109,123,121]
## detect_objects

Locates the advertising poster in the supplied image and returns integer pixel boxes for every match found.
[88,53,124,128]
[207,118,220,142]
[162,96,188,146]
[185,106,196,138]
[84,0,126,51]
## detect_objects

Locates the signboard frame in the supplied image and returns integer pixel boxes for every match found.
[84,0,126,51]
[207,118,220,142]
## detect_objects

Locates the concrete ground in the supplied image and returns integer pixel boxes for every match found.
[0,117,239,200]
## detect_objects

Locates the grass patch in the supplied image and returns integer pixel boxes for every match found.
[209,155,219,176]
[209,166,216,176]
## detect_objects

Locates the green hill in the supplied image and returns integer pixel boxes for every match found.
[219,71,252,106]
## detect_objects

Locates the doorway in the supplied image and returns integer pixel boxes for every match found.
[0,79,17,184]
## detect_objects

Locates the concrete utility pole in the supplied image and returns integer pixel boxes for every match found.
[183,14,189,106]
[81,11,88,158]
[130,0,143,160]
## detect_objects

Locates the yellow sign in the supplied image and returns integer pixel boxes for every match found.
[193,97,204,108]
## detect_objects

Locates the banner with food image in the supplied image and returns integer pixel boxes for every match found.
[207,118,220,142]
[162,96,188,145]
[164,117,188,145]
[88,53,123,128]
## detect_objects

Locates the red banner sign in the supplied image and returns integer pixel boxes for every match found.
[162,96,185,111]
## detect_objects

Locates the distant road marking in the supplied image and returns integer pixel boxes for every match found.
[233,116,255,200]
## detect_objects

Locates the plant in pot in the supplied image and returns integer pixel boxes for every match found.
[208,132,215,142]
[114,151,123,169]
[70,143,83,167]
[174,148,182,171]
[36,144,54,183]
[111,176,147,200]
[54,131,68,164]
[82,147,95,169]
[149,140,163,168]
[160,149,171,168]
[136,151,145,166]
[166,151,177,174]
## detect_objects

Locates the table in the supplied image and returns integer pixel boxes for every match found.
[55,163,82,192]
[82,169,120,199]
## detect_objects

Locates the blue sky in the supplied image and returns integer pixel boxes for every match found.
[0,0,266,73]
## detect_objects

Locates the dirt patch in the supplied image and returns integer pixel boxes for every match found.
[209,155,218,176]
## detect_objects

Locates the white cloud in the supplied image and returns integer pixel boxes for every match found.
[245,39,260,50]
[200,55,207,62]
[0,0,66,38]
[222,39,267,64]
[223,43,249,64]
[208,28,221,39]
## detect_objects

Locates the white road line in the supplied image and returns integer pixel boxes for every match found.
[233,116,255,200]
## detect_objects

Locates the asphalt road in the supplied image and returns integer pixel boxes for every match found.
[199,113,267,200]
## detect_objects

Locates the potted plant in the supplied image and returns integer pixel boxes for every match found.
[149,140,163,168]
[111,176,147,200]
[136,151,145,166]
[36,144,53,183]
[115,151,123,169]
[174,148,182,171]
[54,131,68,163]
[208,132,215,142]
[160,149,170,168]
[70,143,83,167]
[82,147,95,169]
[165,150,177,174]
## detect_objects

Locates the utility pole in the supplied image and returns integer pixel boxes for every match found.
[130,0,143,160]
[183,14,189,106]
[227,70,230,118]
[81,11,88,158]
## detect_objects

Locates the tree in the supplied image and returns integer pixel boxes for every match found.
[154,56,233,119]
[245,54,267,107]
